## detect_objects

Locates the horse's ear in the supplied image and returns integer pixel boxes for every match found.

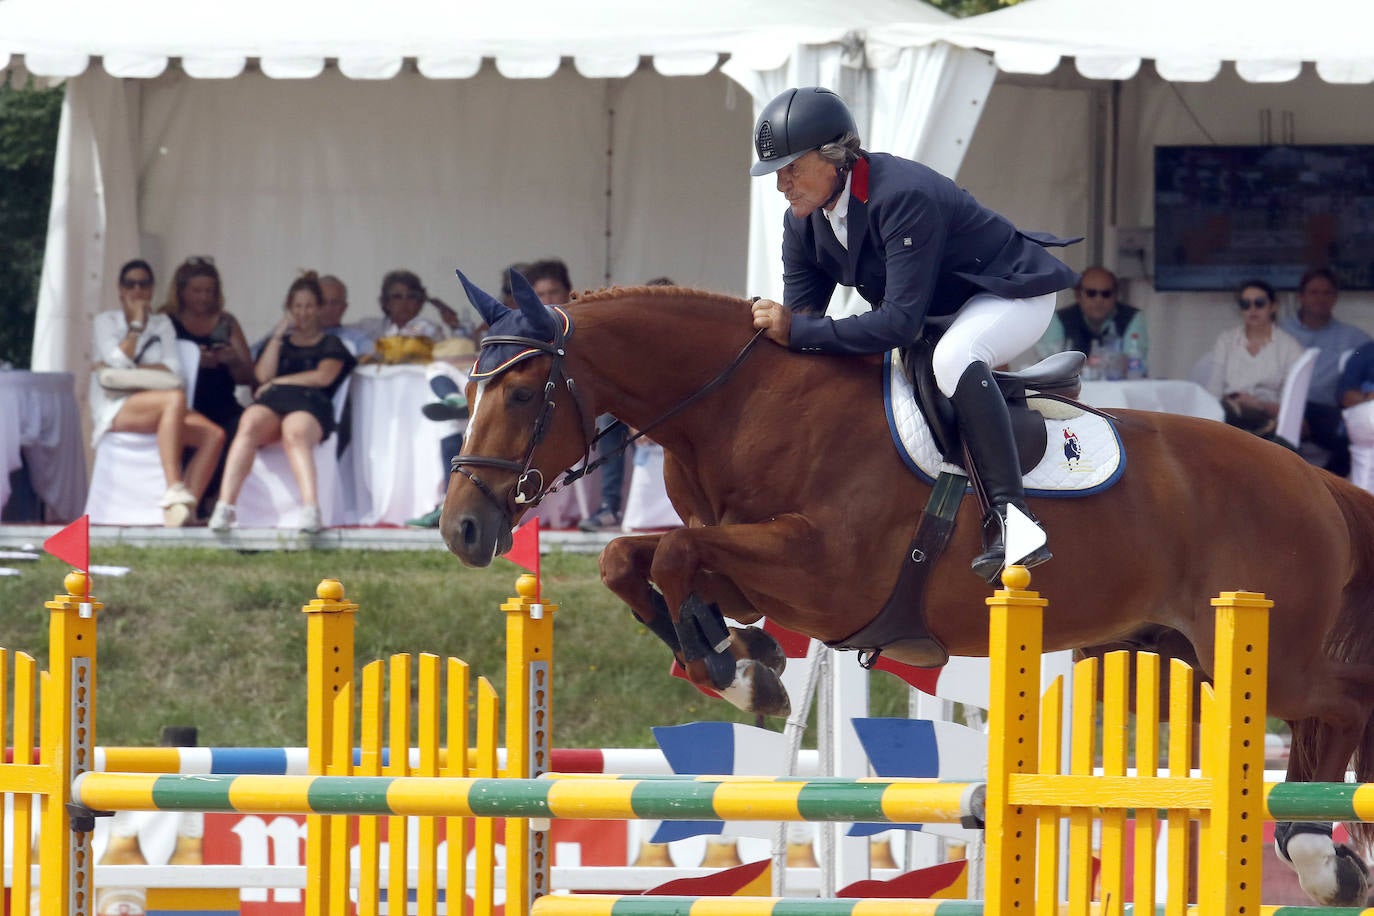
[455,269,507,327]
[508,268,557,338]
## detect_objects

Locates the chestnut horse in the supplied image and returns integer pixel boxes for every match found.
[441,271,1374,907]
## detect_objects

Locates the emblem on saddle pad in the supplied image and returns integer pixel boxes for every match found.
[883,351,1123,496]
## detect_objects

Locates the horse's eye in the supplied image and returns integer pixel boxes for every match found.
[511,387,536,405]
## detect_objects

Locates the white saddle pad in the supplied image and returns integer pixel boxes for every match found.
[883,351,1124,496]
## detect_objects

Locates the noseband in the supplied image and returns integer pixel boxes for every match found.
[450,316,595,530]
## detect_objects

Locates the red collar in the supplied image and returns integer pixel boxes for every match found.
[851,156,870,204]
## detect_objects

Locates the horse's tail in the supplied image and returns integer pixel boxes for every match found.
[1295,478,1374,855]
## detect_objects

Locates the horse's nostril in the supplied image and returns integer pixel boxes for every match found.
[460,516,478,547]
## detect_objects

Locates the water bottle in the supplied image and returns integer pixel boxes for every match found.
[1125,332,1146,379]
[1100,323,1125,380]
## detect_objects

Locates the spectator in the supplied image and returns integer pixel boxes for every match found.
[351,270,478,351]
[1278,267,1372,476]
[91,259,226,526]
[161,256,256,515]
[1340,343,1374,491]
[578,275,675,533]
[208,272,356,534]
[1203,279,1304,439]
[252,274,372,359]
[1034,267,1148,372]
[405,261,564,529]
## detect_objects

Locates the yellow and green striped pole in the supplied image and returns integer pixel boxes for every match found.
[71,773,985,823]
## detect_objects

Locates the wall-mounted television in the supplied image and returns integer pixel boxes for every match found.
[1154,144,1374,291]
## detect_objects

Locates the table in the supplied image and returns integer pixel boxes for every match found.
[348,364,452,526]
[1077,379,1224,422]
[0,371,87,522]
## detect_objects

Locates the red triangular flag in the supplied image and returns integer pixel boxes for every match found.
[838,859,966,899]
[645,858,770,896]
[44,515,90,571]
[506,518,540,572]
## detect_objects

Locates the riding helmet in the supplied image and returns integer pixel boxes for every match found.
[749,87,858,177]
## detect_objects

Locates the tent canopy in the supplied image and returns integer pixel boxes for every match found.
[877,0,1374,83]
[1,0,948,79]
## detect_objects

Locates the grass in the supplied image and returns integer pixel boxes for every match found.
[0,547,910,749]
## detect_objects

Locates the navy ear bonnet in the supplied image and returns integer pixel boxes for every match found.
[456,267,573,380]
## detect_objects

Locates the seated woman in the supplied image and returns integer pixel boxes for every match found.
[208,272,356,533]
[351,269,474,349]
[91,259,227,527]
[1204,278,1305,439]
[161,256,256,513]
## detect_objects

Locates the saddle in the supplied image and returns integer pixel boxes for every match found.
[904,339,1088,476]
[826,342,1091,668]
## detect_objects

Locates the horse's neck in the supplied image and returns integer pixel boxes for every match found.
[572,295,760,439]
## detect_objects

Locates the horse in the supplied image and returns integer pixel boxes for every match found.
[441,270,1374,907]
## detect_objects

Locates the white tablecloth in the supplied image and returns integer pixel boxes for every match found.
[0,371,87,522]
[348,364,451,526]
[1077,379,1224,422]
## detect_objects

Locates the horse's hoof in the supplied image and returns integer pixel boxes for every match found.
[1279,832,1370,906]
[716,659,791,718]
[733,625,788,675]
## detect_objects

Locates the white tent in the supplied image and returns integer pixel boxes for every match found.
[1,0,997,409]
[873,0,1374,379]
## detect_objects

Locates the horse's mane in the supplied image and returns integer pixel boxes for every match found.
[569,284,748,309]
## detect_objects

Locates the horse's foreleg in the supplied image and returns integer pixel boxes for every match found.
[600,534,789,708]
[649,515,822,717]
[599,535,680,651]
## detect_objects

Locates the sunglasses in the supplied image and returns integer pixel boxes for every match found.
[120,278,153,290]
[1238,297,1270,310]
[185,255,215,267]
[1081,288,1114,298]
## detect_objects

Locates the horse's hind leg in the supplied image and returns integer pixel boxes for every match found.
[1273,660,1374,907]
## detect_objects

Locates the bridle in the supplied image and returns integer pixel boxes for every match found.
[451,308,766,533]
[450,314,595,531]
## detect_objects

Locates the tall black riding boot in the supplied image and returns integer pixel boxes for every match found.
[951,361,1052,584]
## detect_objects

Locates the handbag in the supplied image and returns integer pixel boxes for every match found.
[96,366,184,394]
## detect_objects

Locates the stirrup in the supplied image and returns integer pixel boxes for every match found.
[971,507,1051,584]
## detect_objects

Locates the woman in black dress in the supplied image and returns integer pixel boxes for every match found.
[208,272,355,533]
[162,257,255,516]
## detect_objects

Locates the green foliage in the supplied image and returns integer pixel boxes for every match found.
[0,548,909,749]
[0,77,63,369]
[926,0,1019,16]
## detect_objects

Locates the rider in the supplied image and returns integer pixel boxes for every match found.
[748,86,1079,582]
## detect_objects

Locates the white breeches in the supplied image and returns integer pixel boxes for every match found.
[932,292,1057,397]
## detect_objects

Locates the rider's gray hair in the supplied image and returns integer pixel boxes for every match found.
[816,131,862,170]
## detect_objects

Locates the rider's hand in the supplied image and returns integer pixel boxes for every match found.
[751,298,791,347]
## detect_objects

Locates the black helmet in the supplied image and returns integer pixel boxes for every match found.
[750,87,858,177]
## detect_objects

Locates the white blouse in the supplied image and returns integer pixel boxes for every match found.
[1204,324,1305,405]
[89,311,183,445]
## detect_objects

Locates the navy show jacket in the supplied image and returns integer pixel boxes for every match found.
[784,152,1080,354]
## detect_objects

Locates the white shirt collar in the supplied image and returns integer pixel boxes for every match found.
[822,170,853,249]
[823,170,853,224]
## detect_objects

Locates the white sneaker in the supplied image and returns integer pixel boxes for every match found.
[208,501,236,532]
[159,482,197,508]
[299,504,323,534]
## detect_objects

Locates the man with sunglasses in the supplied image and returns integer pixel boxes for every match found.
[1035,267,1148,372]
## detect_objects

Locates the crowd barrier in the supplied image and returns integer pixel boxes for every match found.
[0,563,1335,916]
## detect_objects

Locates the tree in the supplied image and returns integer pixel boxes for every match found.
[0,77,63,368]
[928,0,1019,15]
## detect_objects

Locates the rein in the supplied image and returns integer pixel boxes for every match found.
[452,316,765,528]
[558,328,767,488]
